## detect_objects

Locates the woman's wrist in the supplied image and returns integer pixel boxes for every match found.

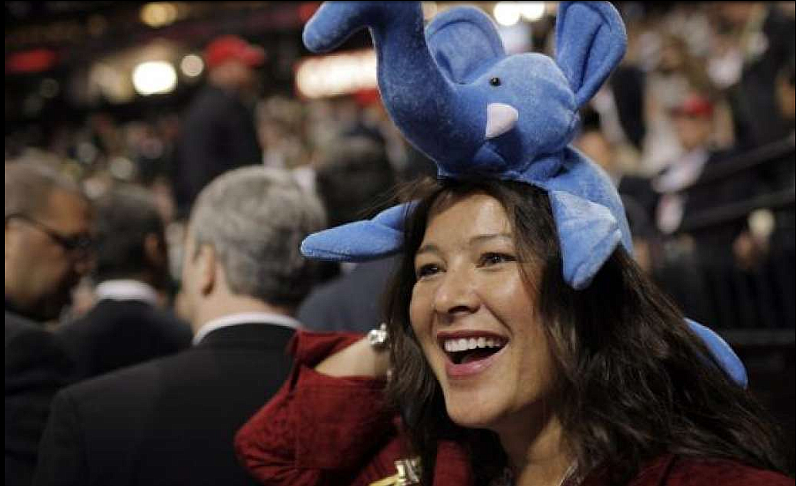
[315,334,391,378]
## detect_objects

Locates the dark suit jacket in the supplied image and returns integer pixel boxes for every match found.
[5,311,74,486]
[33,323,295,486]
[173,85,262,216]
[298,257,397,333]
[57,299,192,380]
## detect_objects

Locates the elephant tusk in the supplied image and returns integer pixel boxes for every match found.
[485,103,519,139]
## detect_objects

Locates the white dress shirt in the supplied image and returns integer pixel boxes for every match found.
[192,312,301,346]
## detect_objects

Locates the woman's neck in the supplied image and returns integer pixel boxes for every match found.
[494,410,574,486]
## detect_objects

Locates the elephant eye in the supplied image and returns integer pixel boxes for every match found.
[489,77,501,87]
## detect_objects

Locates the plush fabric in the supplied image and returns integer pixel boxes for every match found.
[298,1,747,386]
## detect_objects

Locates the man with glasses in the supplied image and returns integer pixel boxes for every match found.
[5,161,93,486]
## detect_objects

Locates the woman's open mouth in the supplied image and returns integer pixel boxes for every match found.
[438,333,508,378]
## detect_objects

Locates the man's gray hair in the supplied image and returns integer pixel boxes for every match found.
[190,166,326,308]
[5,161,87,219]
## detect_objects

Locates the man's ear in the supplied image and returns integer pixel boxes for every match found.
[5,218,24,261]
[197,244,216,296]
[143,233,167,269]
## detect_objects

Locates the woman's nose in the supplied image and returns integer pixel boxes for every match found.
[432,267,479,317]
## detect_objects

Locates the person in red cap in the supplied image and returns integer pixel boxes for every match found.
[651,91,764,328]
[173,35,266,219]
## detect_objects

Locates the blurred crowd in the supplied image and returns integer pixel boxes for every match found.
[5,2,794,328]
[4,2,795,484]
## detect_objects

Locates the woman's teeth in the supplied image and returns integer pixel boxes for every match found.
[443,337,506,353]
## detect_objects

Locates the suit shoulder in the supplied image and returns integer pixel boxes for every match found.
[5,311,43,343]
[59,353,174,400]
[5,316,73,373]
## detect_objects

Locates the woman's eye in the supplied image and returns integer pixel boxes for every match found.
[479,252,515,267]
[416,264,441,279]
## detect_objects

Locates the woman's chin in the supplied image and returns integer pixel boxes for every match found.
[445,400,501,430]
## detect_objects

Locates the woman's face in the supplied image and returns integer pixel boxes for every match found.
[409,192,559,433]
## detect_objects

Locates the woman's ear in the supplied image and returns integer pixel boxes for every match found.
[554,1,627,107]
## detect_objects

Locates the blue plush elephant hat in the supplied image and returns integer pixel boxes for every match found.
[299,1,747,387]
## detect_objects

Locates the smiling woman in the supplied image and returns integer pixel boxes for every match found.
[235,178,792,486]
[234,1,792,484]
[379,178,792,485]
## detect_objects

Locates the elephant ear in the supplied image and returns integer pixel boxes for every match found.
[300,203,413,262]
[426,6,506,83]
[555,1,626,107]
[685,319,748,388]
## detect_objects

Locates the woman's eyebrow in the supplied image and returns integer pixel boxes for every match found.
[416,243,441,257]
[416,233,513,257]
[469,233,513,245]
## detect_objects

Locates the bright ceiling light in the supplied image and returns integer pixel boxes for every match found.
[494,2,521,27]
[140,3,178,28]
[180,54,204,77]
[519,2,546,22]
[295,49,377,99]
[132,61,177,95]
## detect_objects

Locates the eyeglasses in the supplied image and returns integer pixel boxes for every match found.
[5,213,94,257]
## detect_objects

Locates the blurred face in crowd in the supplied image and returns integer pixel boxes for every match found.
[574,130,616,175]
[211,59,259,98]
[5,189,93,320]
[409,193,559,437]
[717,2,759,29]
[672,112,713,151]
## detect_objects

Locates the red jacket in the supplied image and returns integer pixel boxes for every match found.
[235,331,794,486]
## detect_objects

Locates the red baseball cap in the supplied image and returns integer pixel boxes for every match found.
[671,94,714,118]
[204,35,266,70]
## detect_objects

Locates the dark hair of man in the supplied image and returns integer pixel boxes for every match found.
[384,178,788,485]
[314,135,397,228]
[92,186,167,286]
[5,161,87,220]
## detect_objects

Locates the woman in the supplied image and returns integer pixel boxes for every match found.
[235,178,791,486]
[236,2,791,484]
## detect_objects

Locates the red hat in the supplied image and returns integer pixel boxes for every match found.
[204,35,266,70]
[671,94,714,118]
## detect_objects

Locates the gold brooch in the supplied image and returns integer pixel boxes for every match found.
[369,457,421,486]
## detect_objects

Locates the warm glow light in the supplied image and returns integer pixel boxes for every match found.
[422,2,438,19]
[519,2,546,21]
[140,3,178,28]
[132,61,177,95]
[180,54,204,77]
[90,63,134,103]
[295,49,377,99]
[494,2,521,26]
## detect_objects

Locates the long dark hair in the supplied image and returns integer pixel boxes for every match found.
[384,178,788,485]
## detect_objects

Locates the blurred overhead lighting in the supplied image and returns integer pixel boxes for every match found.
[295,49,377,99]
[141,3,178,28]
[132,61,177,95]
[6,49,58,74]
[422,2,438,19]
[180,54,204,77]
[519,2,546,22]
[90,63,134,104]
[494,2,521,26]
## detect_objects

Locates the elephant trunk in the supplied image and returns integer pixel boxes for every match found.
[304,2,482,166]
